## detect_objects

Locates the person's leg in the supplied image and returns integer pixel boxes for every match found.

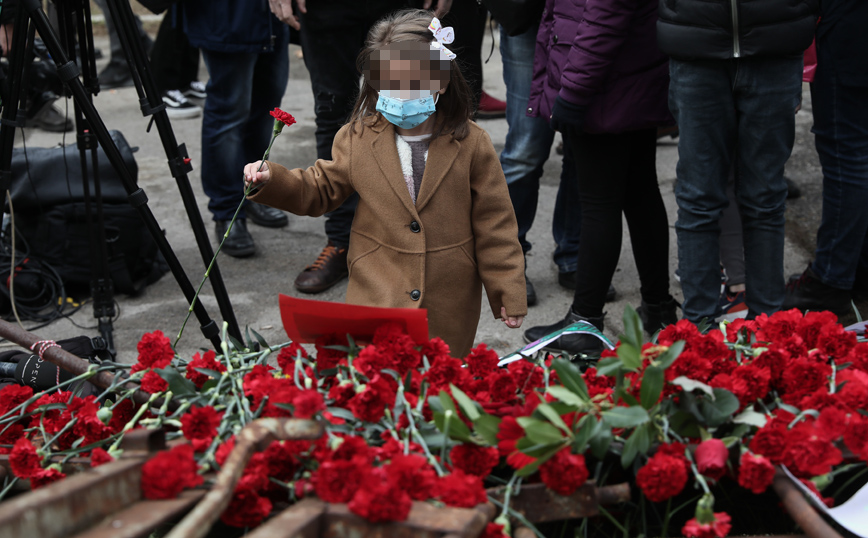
[150,8,200,93]
[719,166,745,289]
[733,55,802,317]
[670,58,737,323]
[552,133,581,276]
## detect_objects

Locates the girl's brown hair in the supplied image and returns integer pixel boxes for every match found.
[349,9,473,141]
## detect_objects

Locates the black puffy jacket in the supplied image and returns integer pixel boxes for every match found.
[657,0,818,60]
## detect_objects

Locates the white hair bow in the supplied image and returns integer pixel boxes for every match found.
[429,17,456,61]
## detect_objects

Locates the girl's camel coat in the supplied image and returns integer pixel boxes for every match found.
[249,118,527,357]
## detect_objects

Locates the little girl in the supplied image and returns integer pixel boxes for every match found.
[243,9,526,358]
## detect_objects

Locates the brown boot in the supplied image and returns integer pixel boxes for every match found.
[294,241,349,294]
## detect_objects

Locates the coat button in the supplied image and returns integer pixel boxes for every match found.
[410,289,421,301]
[410,220,421,233]
[553,34,558,44]
[527,107,533,114]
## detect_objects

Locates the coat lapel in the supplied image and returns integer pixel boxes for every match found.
[415,135,461,212]
[371,122,419,217]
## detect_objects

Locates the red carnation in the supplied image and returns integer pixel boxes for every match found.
[0,424,25,455]
[387,454,438,501]
[10,438,42,479]
[481,522,510,538]
[539,447,589,496]
[181,406,223,452]
[450,443,500,477]
[436,469,488,508]
[425,357,465,393]
[185,350,226,389]
[314,333,348,371]
[636,452,688,502]
[276,342,308,375]
[682,512,732,538]
[421,337,451,364]
[30,467,66,489]
[221,484,272,528]
[140,369,168,394]
[313,456,369,503]
[781,423,843,478]
[695,439,729,481]
[756,309,803,344]
[269,108,296,129]
[738,452,775,494]
[486,369,518,403]
[843,415,868,462]
[132,330,175,374]
[291,389,325,419]
[0,384,34,417]
[347,375,395,423]
[749,423,788,463]
[466,344,499,377]
[780,358,831,404]
[657,319,702,346]
[90,448,114,468]
[817,322,858,360]
[507,359,545,395]
[348,471,412,522]
[141,444,203,499]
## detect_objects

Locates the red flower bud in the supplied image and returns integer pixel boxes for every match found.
[695,438,728,480]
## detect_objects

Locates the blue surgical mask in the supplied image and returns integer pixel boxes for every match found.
[376,91,439,129]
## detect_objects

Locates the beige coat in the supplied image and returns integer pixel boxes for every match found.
[250,118,527,358]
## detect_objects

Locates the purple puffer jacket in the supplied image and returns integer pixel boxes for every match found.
[527,0,673,134]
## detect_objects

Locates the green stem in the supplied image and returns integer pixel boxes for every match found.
[0,477,19,502]
[109,392,160,452]
[500,474,519,519]
[596,505,629,536]
[661,497,672,538]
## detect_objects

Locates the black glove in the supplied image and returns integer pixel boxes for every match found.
[549,95,586,134]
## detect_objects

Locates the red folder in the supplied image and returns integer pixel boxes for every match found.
[279,294,429,345]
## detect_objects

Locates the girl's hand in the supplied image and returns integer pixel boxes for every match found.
[243,161,271,190]
[500,307,524,329]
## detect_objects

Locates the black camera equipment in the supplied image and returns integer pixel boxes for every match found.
[0,0,242,351]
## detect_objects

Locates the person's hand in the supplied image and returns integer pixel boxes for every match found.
[1,24,13,58]
[549,95,586,134]
[269,0,306,30]
[501,307,524,328]
[423,0,453,18]
[244,161,271,190]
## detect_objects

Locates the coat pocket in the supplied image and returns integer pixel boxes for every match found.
[347,233,381,277]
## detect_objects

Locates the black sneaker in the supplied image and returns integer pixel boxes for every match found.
[782,264,851,317]
[98,61,133,89]
[162,90,202,119]
[184,80,207,100]
[523,308,605,356]
[216,219,255,258]
[26,100,73,132]
[246,201,288,228]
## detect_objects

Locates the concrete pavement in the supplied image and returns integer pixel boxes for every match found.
[10,30,824,363]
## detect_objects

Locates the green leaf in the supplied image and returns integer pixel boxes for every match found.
[617,342,643,371]
[193,368,224,381]
[199,379,218,392]
[733,408,768,428]
[535,403,573,436]
[622,305,644,350]
[668,410,701,439]
[551,359,590,401]
[433,411,474,443]
[572,415,598,453]
[698,388,740,427]
[473,413,501,446]
[546,386,587,408]
[450,384,480,421]
[589,427,613,460]
[326,407,357,421]
[601,405,650,429]
[621,422,652,468]
[515,444,564,477]
[639,365,664,410]
[250,329,270,350]
[655,340,685,370]
[427,395,445,414]
[671,376,715,398]
[156,366,197,396]
[614,387,640,408]
[596,357,622,376]
[438,391,458,414]
[228,335,247,353]
[518,440,567,458]
[517,417,566,445]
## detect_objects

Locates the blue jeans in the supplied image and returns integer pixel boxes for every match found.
[200,39,289,221]
[670,56,802,322]
[499,25,581,273]
[810,43,868,290]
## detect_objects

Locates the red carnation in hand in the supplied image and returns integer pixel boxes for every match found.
[436,469,488,508]
[185,350,226,389]
[276,342,308,375]
[141,444,203,499]
[695,439,729,481]
[539,447,589,496]
[450,443,500,477]
[221,484,273,528]
[181,405,223,452]
[140,369,168,394]
[738,452,775,494]
[10,438,42,479]
[636,452,689,502]
[682,511,732,538]
[348,470,412,522]
[132,330,175,374]
[269,108,296,129]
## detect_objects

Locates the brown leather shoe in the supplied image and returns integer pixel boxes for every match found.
[294,241,349,294]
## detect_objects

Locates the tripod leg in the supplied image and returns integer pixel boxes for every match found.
[104,0,244,345]
[20,0,224,350]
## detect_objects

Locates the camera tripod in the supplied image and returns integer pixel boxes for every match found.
[0,0,242,351]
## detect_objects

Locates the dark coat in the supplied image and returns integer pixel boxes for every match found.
[181,0,288,53]
[657,0,819,61]
[249,118,527,358]
[527,0,673,134]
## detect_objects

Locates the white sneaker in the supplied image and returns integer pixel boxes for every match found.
[183,81,207,99]
[162,89,201,119]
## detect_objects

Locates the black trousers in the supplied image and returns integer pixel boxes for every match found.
[149,8,199,93]
[566,128,671,317]
[442,0,488,111]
